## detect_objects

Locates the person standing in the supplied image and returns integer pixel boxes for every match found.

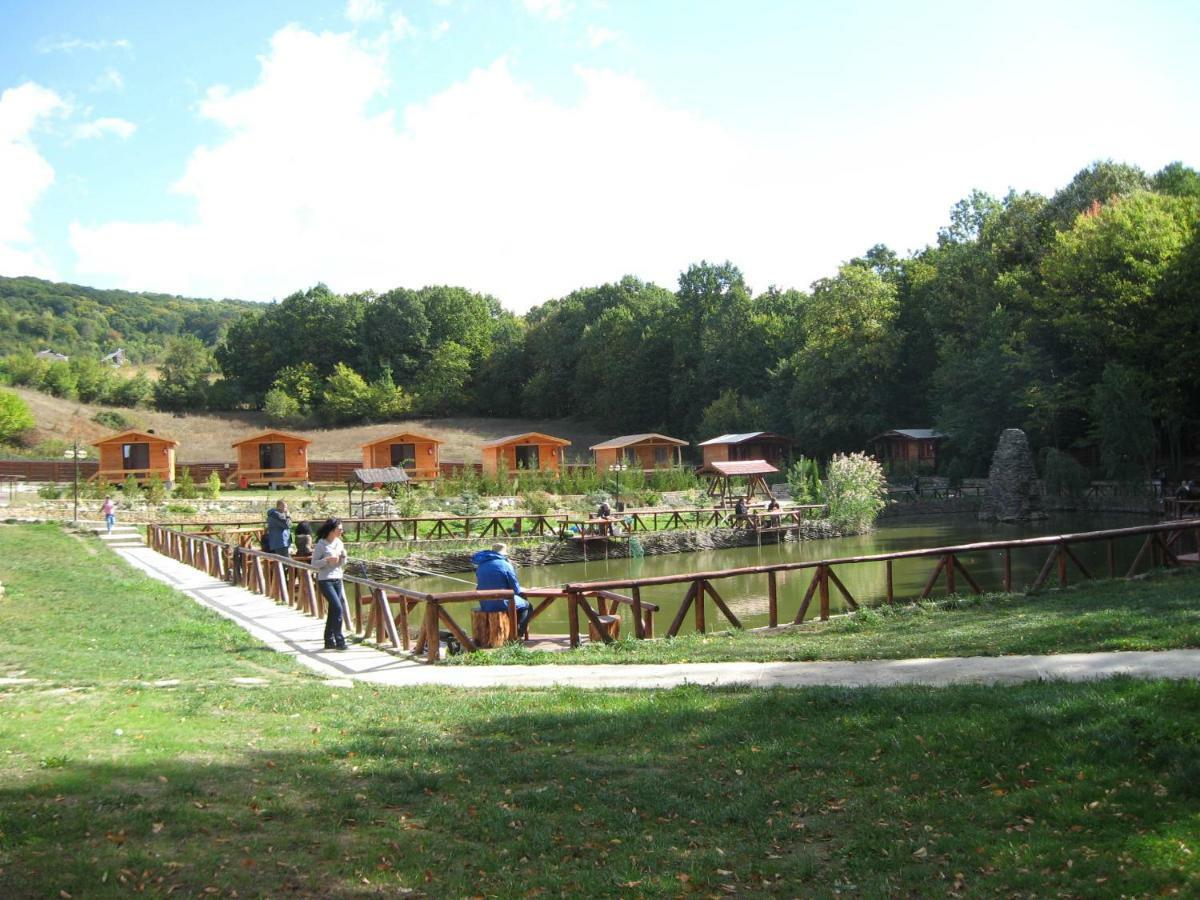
[265,499,292,556]
[472,543,531,640]
[101,495,116,534]
[312,517,349,650]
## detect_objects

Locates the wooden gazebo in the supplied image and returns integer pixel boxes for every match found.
[360,431,443,482]
[590,433,688,473]
[91,429,179,486]
[698,432,794,471]
[704,460,779,505]
[229,430,311,487]
[480,432,571,476]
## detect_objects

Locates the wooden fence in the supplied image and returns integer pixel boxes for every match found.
[148,518,1200,663]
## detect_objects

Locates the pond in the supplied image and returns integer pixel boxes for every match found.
[390,512,1154,635]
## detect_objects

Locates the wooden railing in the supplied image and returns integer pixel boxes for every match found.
[1164,498,1200,519]
[227,467,309,485]
[147,518,1199,662]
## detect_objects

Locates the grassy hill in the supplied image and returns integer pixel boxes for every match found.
[12,385,612,464]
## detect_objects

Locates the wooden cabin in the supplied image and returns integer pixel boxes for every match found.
[91,429,178,486]
[480,432,571,476]
[871,428,946,472]
[360,431,443,482]
[590,433,688,473]
[698,432,794,472]
[229,430,311,487]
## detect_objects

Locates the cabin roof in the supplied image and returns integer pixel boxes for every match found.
[873,428,947,441]
[708,459,779,476]
[480,431,572,449]
[698,431,793,447]
[589,432,688,451]
[230,429,313,448]
[352,467,411,485]
[360,430,444,449]
[91,429,179,448]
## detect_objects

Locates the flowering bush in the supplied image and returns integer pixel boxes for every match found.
[824,452,887,532]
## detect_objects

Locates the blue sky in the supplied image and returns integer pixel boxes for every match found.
[1,0,1197,310]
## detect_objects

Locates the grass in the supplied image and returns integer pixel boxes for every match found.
[1,525,1199,896]
[446,569,1200,666]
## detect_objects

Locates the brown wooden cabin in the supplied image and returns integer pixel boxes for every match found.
[590,433,688,473]
[229,430,311,487]
[871,428,946,471]
[360,431,443,482]
[91,429,179,486]
[698,432,794,472]
[480,432,571,476]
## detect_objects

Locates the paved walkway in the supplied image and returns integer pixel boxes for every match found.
[109,536,1200,690]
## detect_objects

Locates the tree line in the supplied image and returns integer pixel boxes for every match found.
[2,159,1197,478]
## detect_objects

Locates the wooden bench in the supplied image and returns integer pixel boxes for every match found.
[471,608,516,648]
[588,613,621,643]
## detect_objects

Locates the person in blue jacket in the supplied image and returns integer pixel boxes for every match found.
[472,543,531,639]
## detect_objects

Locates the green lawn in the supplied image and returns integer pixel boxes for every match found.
[448,568,1200,666]
[0,525,1198,897]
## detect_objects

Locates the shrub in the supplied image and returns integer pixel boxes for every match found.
[205,471,223,500]
[91,410,132,431]
[166,503,197,514]
[523,491,553,515]
[144,473,166,504]
[787,456,825,504]
[42,361,77,398]
[37,484,63,499]
[451,490,483,516]
[390,486,427,518]
[0,389,35,444]
[122,474,143,502]
[174,466,199,499]
[263,387,303,426]
[109,373,154,407]
[824,452,887,532]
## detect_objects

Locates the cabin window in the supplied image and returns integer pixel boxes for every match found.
[654,446,670,466]
[259,442,286,471]
[122,443,149,471]
[390,443,416,469]
[515,445,540,469]
[622,449,638,466]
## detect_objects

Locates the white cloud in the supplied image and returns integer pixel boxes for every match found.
[37,37,131,53]
[523,0,573,20]
[585,24,619,47]
[73,117,137,140]
[89,68,125,92]
[0,82,66,279]
[391,12,417,40]
[345,0,385,23]
[430,20,451,40]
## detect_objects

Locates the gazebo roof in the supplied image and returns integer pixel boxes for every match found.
[698,432,793,447]
[360,430,444,449]
[480,431,572,449]
[708,460,779,476]
[352,467,411,485]
[230,430,313,448]
[589,432,688,451]
[91,429,179,448]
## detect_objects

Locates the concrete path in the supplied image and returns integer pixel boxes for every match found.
[109,538,1200,690]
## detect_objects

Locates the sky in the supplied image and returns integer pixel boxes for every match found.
[1,0,1197,312]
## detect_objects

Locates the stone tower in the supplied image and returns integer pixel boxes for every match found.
[980,428,1044,521]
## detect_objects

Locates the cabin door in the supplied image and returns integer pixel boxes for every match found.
[390,443,416,469]
[122,443,150,471]
[259,442,285,472]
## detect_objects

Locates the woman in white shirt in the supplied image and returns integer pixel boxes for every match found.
[312,517,349,650]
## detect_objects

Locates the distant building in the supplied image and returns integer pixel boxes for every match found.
[871,428,947,471]
[101,348,127,367]
[590,433,689,473]
[36,349,68,363]
[91,429,178,486]
[697,432,794,472]
[480,432,571,476]
[360,430,443,482]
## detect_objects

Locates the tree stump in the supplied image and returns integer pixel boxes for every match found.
[471,609,515,648]
[588,613,621,643]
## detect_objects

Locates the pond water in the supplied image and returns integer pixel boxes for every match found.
[391,513,1153,635]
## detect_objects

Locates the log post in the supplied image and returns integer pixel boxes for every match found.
[424,597,440,663]
[818,565,830,621]
[472,609,516,648]
[767,571,778,627]
[631,586,645,639]
[885,560,893,604]
[567,591,581,649]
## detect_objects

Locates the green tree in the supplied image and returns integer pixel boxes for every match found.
[0,389,35,443]
[174,466,199,500]
[154,335,213,411]
[205,471,223,500]
[415,342,472,416]
[318,363,371,426]
[263,387,303,426]
[1152,162,1200,199]
[42,361,78,398]
[110,372,154,407]
[1090,363,1155,483]
[70,356,115,403]
[698,388,769,438]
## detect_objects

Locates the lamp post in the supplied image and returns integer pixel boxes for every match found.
[609,463,627,512]
[64,441,87,525]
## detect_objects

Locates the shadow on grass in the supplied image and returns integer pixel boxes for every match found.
[3,679,1199,897]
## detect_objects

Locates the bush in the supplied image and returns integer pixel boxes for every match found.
[166,503,197,514]
[523,491,553,515]
[205,471,223,500]
[389,485,426,518]
[109,373,154,407]
[174,466,199,499]
[37,484,63,499]
[122,474,143,502]
[92,410,132,431]
[0,389,35,444]
[451,490,483,516]
[824,452,887,532]
[263,387,303,426]
[144,473,167,504]
[787,455,825,504]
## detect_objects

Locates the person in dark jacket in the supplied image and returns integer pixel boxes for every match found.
[472,543,531,639]
[265,500,292,555]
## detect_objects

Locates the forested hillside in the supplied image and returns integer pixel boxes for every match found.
[2,159,1198,478]
[0,276,258,361]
